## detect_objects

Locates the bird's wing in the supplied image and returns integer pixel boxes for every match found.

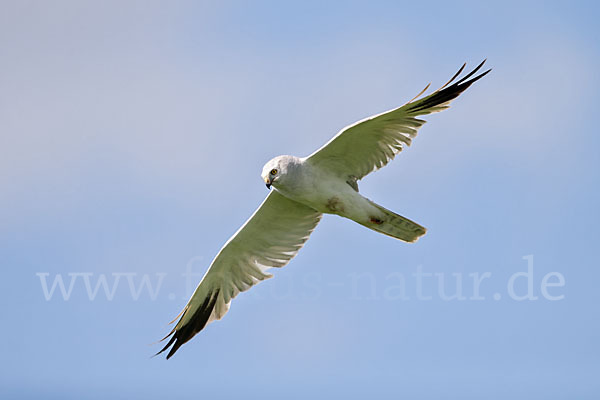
[157,190,322,359]
[307,60,491,181]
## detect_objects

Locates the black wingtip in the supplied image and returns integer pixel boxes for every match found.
[154,333,178,359]
[406,60,491,113]
[154,289,220,360]
[437,62,466,91]
[455,59,487,85]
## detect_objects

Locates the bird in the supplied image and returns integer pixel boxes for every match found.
[156,60,491,359]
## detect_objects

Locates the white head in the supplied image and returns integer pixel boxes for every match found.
[261,155,299,190]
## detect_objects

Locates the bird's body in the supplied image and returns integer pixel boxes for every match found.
[157,61,491,359]
[264,155,425,242]
[264,155,355,214]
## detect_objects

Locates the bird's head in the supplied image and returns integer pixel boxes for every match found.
[261,155,297,190]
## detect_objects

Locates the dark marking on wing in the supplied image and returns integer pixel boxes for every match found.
[346,176,359,192]
[156,289,220,360]
[326,197,344,213]
[407,60,491,114]
[370,216,384,225]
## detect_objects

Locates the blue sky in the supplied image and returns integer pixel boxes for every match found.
[1,1,599,398]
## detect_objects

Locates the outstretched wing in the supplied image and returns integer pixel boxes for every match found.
[307,60,491,181]
[157,190,322,359]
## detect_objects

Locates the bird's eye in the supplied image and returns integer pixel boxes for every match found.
[270,169,278,175]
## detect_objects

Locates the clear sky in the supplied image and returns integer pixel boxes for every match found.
[1,1,599,398]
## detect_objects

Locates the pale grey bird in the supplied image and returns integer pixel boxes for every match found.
[157,61,490,359]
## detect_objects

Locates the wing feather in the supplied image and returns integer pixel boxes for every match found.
[307,61,491,180]
[156,190,321,359]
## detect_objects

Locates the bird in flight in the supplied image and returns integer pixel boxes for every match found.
[157,60,490,359]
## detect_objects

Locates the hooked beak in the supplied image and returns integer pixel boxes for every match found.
[264,177,271,190]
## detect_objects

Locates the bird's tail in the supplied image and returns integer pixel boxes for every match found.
[358,200,427,243]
